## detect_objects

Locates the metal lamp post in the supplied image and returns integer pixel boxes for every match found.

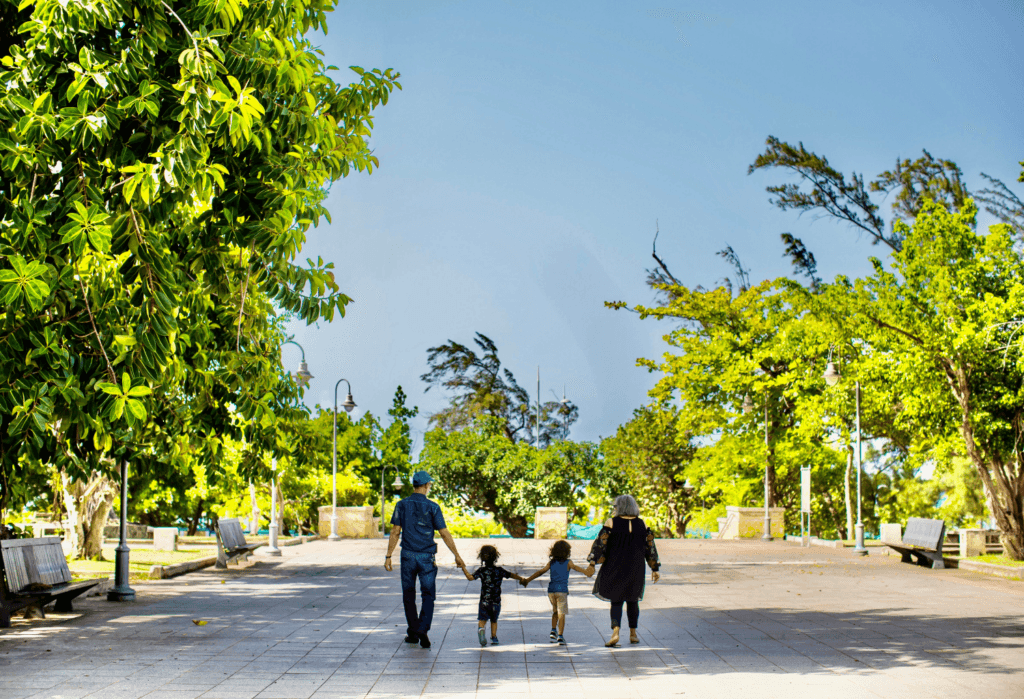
[380,468,404,536]
[265,458,282,556]
[550,386,571,440]
[823,360,868,555]
[264,338,312,552]
[329,379,357,542]
[107,458,136,602]
[559,387,569,440]
[283,339,314,387]
[742,393,773,541]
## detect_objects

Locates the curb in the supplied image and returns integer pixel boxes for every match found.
[956,559,1024,580]
[146,535,321,579]
[149,555,218,580]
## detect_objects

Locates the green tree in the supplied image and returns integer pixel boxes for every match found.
[419,416,602,537]
[421,333,578,446]
[0,0,399,541]
[601,405,697,537]
[833,201,1024,557]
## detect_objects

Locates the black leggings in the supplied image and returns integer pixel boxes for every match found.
[610,600,639,629]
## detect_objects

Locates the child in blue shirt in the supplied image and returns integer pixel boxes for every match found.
[522,540,592,645]
[461,545,525,646]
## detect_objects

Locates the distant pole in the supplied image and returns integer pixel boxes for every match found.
[536,366,541,447]
[853,381,867,555]
[762,397,773,541]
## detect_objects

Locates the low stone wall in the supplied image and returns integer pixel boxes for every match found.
[102,523,150,539]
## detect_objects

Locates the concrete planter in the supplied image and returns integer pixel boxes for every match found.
[317,506,376,538]
[718,506,785,539]
[534,508,568,540]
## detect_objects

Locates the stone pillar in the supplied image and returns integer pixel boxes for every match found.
[318,506,375,538]
[721,507,785,539]
[959,528,987,557]
[879,523,902,544]
[534,507,568,539]
[152,527,178,551]
[716,517,729,534]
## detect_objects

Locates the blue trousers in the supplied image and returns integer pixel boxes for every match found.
[400,550,437,634]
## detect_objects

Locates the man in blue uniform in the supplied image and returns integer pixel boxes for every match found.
[384,471,465,648]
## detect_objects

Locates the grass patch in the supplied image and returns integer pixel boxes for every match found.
[67,548,209,574]
[965,554,1024,567]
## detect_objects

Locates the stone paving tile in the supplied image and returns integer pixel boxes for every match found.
[3,538,1024,698]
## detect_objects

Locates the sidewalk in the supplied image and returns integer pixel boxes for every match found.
[1,538,1023,698]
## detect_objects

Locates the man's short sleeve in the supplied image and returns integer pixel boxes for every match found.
[431,502,446,531]
[390,500,404,527]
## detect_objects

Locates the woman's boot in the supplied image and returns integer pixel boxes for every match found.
[629,628,639,644]
[605,627,620,647]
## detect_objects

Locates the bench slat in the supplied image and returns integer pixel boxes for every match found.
[220,518,247,549]
[0,536,62,549]
[903,517,945,550]
[2,546,29,591]
[2,540,73,592]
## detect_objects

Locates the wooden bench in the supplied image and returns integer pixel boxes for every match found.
[1,537,102,628]
[885,517,947,569]
[213,518,262,569]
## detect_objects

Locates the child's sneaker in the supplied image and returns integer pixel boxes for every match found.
[549,628,557,642]
[557,634,566,645]
[490,637,500,645]
[478,628,487,647]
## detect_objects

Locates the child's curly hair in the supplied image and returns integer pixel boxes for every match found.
[548,540,571,562]
[477,544,500,565]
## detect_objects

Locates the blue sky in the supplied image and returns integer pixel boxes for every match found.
[286,0,1024,452]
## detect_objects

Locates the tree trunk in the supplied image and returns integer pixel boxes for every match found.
[844,447,854,540]
[60,470,116,560]
[249,483,260,534]
[187,499,204,536]
[946,363,1024,560]
[497,513,529,538]
[274,481,285,536]
[667,497,688,538]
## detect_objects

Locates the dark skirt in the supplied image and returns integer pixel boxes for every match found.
[590,516,655,603]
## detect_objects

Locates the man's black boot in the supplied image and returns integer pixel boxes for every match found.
[418,631,431,648]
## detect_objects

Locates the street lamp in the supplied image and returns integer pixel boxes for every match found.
[822,359,868,555]
[107,459,136,602]
[282,339,314,387]
[265,458,282,556]
[741,393,773,541]
[380,467,404,536]
[552,386,571,440]
[329,379,357,542]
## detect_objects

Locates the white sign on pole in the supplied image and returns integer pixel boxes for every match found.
[801,466,811,514]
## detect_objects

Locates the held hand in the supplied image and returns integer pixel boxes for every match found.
[585,564,595,577]
[520,579,528,587]
[454,555,466,569]
[651,570,660,583]
[384,556,393,572]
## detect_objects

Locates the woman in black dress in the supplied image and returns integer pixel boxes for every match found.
[586,494,660,647]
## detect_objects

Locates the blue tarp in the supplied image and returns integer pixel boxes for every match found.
[568,523,602,540]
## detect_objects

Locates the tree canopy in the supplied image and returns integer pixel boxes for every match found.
[0,0,400,524]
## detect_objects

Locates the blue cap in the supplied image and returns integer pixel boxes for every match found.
[412,470,434,486]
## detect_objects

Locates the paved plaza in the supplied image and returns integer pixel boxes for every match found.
[1,538,1023,698]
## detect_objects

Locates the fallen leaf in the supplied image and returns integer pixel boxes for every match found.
[192,619,207,626]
